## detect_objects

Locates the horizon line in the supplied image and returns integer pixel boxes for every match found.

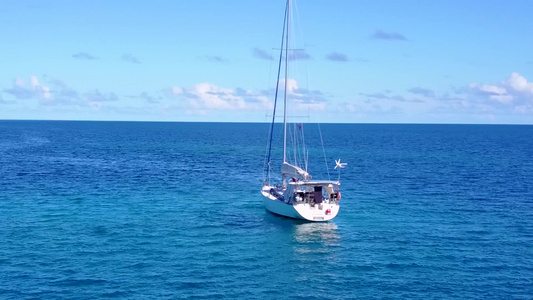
[1,119,531,126]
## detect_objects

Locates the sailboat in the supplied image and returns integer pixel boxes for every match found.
[261,0,345,222]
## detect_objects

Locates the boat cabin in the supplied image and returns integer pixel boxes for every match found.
[284,180,340,205]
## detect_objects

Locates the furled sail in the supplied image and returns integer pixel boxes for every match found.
[281,162,312,180]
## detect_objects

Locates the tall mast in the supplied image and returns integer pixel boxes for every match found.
[264,0,288,185]
[283,0,290,163]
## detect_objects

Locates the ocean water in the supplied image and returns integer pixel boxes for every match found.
[1,121,532,299]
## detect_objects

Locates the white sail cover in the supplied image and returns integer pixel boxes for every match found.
[281,162,312,180]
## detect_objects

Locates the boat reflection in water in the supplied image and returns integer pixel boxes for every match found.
[293,222,341,253]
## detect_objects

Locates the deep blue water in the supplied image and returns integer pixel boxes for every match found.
[1,121,532,299]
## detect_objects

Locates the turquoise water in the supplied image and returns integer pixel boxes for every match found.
[1,121,532,299]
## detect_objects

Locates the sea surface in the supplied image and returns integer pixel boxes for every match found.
[1,121,532,299]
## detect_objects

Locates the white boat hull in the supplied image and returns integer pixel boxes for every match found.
[261,186,339,222]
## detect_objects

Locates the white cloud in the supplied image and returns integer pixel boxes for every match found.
[4,76,51,100]
[31,76,51,99]
[468,82,514,104]
[469,83,507,96]
[30,76,40,88]
[462,72,533,116]
[337,102,358,113]
[84,90,118,103]
[490,95,513,104]
[15,77,25,88]
[88,101,103,111]
[0,94,13,104]
[293,99,327,112]
[507,72,533,93]
[515,104,533,114]
[3,76,123,108]
[273,79,328,112]
[41,86,51,99]
[280,78,299,94]
[172,86,183,95]
[189,83,245,110]
[174,82,271,111]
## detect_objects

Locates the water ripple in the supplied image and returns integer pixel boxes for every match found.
[0,122,532,299]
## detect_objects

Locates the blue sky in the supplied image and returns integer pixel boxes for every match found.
[1,0,532,124]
